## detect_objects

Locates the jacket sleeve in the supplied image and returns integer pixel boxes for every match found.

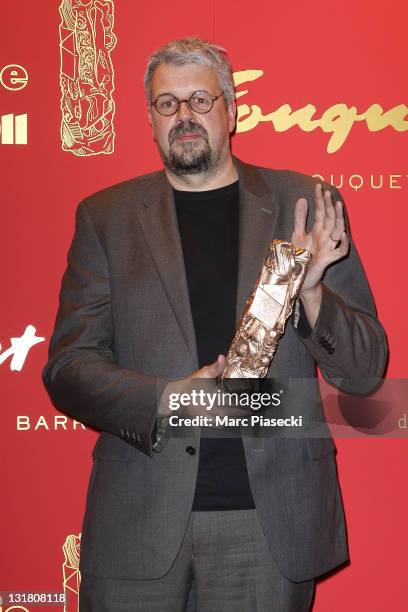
[293,187,388,394]
[42,199,173,458]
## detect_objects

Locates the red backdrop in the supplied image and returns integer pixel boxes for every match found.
[1,1,407,610]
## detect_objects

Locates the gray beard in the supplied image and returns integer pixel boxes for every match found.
[159,120,219,176]
[163,141,214,175]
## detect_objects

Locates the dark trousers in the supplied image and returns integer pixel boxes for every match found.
[79,509,315,611]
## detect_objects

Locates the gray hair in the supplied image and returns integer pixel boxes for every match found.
[144,37,235,106]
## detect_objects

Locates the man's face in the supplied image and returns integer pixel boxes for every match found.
[147,63,236,176]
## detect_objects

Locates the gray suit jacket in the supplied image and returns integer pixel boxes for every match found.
[42,157,387,582]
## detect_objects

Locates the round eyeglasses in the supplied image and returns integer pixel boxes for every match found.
[152,90,224,116]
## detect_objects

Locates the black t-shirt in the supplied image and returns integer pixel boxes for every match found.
[173,180,255,511]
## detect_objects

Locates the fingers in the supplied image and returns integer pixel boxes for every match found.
[328,229,349,260]
[315,184,347,241]
[336,230,349,258]
[314,183,345,234]
[314,183,325,224]
[213,354,226,376]
[326,200,346,253]
[330,200,345,240]
[190,354,226,379]
[322,188,336,233]
[294,197,308,236]
[296,184,344,237]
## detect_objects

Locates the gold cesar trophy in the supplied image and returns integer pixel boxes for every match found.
[220,240,311,380]
[153,239,311,451]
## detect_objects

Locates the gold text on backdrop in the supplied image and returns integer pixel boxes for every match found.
[234,70,408,153]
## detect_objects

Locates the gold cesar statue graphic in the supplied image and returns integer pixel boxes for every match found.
[62,533,81,611]
[59,0,116,156]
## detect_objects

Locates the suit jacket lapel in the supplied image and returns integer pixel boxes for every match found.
[235,157,280,324]
[135,172,199,369]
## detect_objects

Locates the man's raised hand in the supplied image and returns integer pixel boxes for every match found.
[291,183,350,295]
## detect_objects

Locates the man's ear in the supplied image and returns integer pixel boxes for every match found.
[147,107,153,127]
[227,100,237,134]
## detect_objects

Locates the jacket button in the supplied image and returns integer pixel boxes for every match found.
[186,445,196,456]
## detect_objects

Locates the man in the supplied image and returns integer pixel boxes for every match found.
[42,38,387,611]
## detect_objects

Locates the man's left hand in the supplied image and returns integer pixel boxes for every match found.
[290,183,350,327]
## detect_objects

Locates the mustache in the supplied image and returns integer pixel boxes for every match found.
[169,120,209,144]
